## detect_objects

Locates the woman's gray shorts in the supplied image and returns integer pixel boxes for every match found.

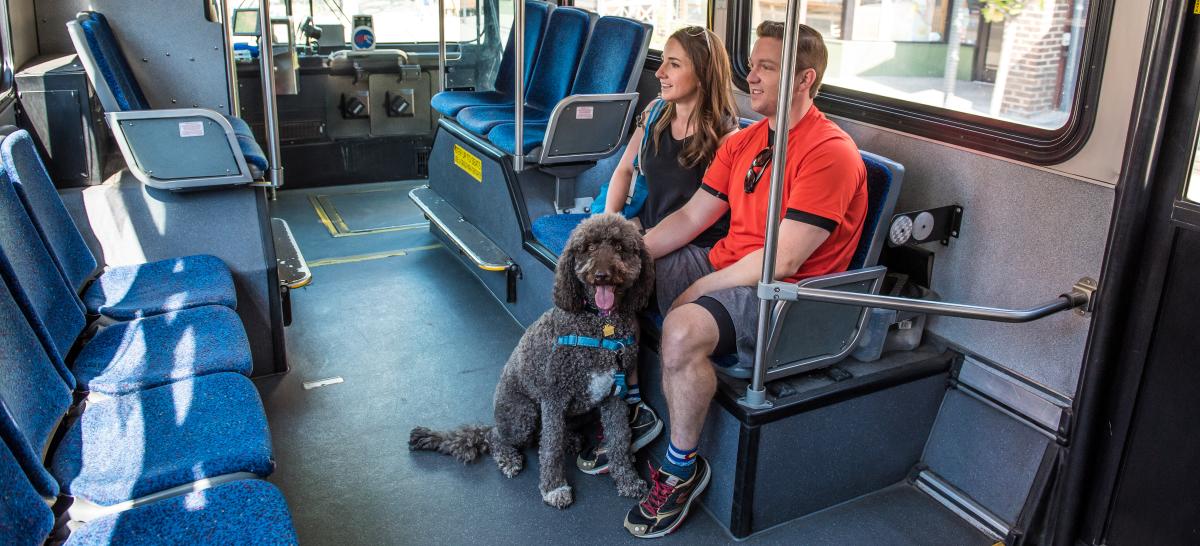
[655,245,759,365]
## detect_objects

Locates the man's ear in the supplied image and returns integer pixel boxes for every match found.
[791,67,815,98]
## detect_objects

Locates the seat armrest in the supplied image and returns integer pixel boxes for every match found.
[534,92,639,165]
[106,109,255,191]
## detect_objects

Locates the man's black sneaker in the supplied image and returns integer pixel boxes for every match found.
[623,457,711,538]
[576,401,663,475]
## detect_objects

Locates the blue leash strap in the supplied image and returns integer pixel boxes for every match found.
[556,335,635,352]
[612,372,628,399]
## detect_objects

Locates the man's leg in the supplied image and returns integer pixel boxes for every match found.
[623,302,718,539]
[659,303,719,459]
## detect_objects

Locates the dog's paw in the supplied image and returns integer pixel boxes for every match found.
[496,457,524,478]
[541,484,574,509]
[617,478,648,499]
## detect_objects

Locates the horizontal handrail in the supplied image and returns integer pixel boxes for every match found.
[758,277,1095,324]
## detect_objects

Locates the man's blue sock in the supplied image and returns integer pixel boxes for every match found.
[627,385,641,405]
[662,441,697,479]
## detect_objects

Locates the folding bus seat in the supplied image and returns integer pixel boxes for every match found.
[711,150,906,380]
[1,130,237,321]
[0,272,274,522]
[0,391,292,545]
[453,7,593,136]
[485,15,651,162]
[0,168,251,397]
[431,0,553,117]
[67,11,267,190]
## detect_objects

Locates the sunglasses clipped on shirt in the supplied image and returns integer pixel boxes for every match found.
[744,145,773,194]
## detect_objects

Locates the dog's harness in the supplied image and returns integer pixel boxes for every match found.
[555,333,634,399]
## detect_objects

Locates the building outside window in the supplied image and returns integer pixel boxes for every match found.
[750,0,1090,130]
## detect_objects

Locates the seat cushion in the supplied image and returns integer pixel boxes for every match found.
[531,213,588,256]
[455,104,553,136]
[72,306,253,396]
[0,437,55,546]
[487,123,547,156]
[65,480,298,546]
[218,116,267,178]
[83,254,236,321]
[50,373,275,507]
[236,134,268,179]
[222,115,255,139]
[431,90,513,117]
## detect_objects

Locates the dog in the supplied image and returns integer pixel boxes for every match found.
[409,214,654,508]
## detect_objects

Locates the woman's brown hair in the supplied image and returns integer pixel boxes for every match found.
[649,27,739,170]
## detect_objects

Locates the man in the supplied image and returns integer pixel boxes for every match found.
[623,22,868,538]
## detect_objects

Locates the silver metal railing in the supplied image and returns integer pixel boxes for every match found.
[758,278,1096,324]
[258,0,284,192]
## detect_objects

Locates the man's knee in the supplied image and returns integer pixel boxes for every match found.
[660,305,718,372]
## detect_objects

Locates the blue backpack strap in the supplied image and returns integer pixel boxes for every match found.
[633,98,668,175]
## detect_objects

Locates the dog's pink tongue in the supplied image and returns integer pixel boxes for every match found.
[595,285,615,312]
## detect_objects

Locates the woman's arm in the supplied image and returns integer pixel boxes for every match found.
[604,122,642,214]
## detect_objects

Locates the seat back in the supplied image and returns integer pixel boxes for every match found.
[569,16,651,96]
[0,274,74,500]
[0,169,85,389]
[523,7,592,112]
[493,1,554,96]
[67,11,151,112]
[1,131,99,294]
[0,431,55,544]
[851,151,905,270]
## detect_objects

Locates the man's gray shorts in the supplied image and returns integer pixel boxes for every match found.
[655,245,758,365]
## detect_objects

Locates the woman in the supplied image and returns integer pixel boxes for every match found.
[577,26,739,475]
[603,26,739,247]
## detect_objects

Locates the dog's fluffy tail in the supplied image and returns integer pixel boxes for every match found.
[408,424,494,463]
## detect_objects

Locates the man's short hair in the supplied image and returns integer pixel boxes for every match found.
[755,21,828,99]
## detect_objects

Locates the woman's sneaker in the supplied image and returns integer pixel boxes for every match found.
[576,401,663,475]
[623,457,711,538]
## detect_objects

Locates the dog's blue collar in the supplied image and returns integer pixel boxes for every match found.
[555,335,635,352]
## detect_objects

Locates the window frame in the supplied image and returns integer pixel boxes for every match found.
[0,0,13,102]
[729,0,1115,165]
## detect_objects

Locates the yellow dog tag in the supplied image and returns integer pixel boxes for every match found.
[603,324,616,337]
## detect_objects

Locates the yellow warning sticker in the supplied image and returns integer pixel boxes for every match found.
[1196,0,1200,14]
[454,144,483,182]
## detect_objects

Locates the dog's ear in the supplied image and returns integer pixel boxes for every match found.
[621,231,656,313]
[554,237,586,312]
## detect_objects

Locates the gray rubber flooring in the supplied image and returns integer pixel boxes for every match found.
[257,182,984,545]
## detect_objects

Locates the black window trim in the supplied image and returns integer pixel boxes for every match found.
[728,0,1114,165]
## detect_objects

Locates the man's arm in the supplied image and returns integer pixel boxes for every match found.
[642,190,729,259]
[668,219,829,310]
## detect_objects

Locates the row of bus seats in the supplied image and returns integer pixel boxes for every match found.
[66,11,269,191]
[432,1,651,164]
[0,129,298,543]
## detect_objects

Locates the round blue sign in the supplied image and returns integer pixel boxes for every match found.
[353,28,375,49]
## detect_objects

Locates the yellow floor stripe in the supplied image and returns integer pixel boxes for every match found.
[308,244,443,268]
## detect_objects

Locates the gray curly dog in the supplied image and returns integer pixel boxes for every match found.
[409,214,655,508]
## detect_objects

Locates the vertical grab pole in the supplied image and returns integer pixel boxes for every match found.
[513,0,526,172]
[218,0,240,114]
[438,0,447,94]
[743,0,801,409]
[258,0,284,195]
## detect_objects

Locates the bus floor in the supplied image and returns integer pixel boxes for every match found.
[255,181,964,544]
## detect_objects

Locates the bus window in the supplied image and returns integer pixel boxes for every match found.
[231,0,487,46]
[749,0,1092,131]
[573,0,708,51]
